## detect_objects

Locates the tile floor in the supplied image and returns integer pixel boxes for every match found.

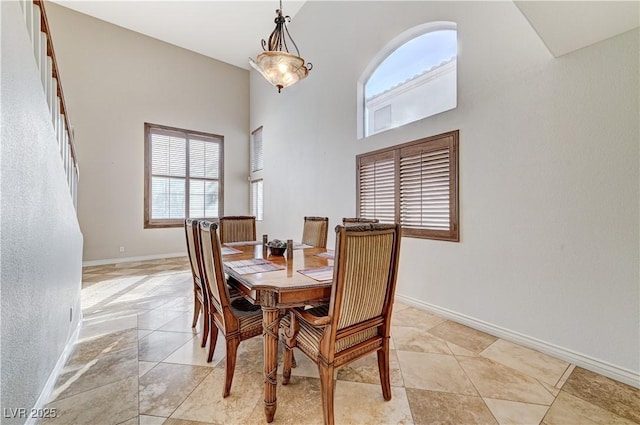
[41,257,639,425]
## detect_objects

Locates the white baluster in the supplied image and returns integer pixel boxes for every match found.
[32,4,41,65]
[45,57,53,111]
[24,0,33,40]
[40,33,47,91]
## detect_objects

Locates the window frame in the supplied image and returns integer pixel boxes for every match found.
[356,130,459,241]
[357,21,457,139]
[144,122,224,229]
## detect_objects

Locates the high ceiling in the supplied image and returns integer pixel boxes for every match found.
[51,1,639,70]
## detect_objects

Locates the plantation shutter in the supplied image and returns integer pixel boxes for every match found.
[251,179,264,220]
[400,137,451,231]
[358,151,396,223]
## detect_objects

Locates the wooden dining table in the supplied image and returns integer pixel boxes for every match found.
[221,242,334,423]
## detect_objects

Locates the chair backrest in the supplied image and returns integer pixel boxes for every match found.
[302,216,329,248]
[326,223,401,352]
[185,218,205,292]
[219,216,256,244]
[198,220,236,331]
[342,217,379,226]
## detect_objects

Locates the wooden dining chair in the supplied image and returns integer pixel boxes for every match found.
[184,218,210,348]
[342,217,379,226]
[219,215,256,244]
[281,223,402,425]
[301,216,329,248]
[198,220,263,397]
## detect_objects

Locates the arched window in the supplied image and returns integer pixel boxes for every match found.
[358,22,457,138]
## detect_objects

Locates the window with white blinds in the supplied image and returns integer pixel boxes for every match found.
[251,179,264,221]
[357,130,458,241]
[144,123,224,228]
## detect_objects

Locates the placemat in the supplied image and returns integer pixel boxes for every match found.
[226,258,285,275]
[224,241,261,246]
[298,266,334,282]
[315,250,334,259]
[221,246,242,255]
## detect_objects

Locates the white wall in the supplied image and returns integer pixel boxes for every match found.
[46,3,251,262]
[250,1,639,385]
[1,2,84,421]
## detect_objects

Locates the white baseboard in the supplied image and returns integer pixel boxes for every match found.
[82,252,186,267]
[25,315,83,425]
[395,293,640,389]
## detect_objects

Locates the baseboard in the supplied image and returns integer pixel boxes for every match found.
[82,252,186,267]
[395,293,640,389]
[25,315,82,425]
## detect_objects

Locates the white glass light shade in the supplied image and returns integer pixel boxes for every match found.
[250,51,309,92]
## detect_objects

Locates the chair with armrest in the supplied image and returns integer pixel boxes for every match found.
[301,216,329,248]
[280,223,402,425]
[342,217,379,226]
[219,216,256,244]
[198,220,263,397]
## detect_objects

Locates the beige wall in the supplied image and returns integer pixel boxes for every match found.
[250,1,639,385]
[46,3,250,262]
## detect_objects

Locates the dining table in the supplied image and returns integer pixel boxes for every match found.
[221,241,334,423]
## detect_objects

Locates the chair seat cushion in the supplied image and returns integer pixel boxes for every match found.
[231,299,262,334]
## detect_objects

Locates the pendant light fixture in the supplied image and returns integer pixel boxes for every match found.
[249,0,312,93]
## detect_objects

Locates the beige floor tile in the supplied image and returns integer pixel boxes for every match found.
[138,331,195,362]
[555,364,576,389]
[163,333,225,368]
[138,309,184,331]
[448,341,479,357]
[164,419,216,425]
[79,314,138,341]
[139,361,158,377]
[139,415,168,425]
[334,381,414,424]
[139,363,211,416]
[543,391,637,425]
[336,350,404,387]
[457,357,555,405]
[391,306,447,329]
[481,340,570,386]
[117,417,138,425]
[158,312,202,333]
[139,329,153,339]
[429,321,497,354]
[540,381,560,397]
[396,350,477,395]
[406,388,498,425]
[484,397,549,425]
[392,326,452,354]
[561,367,640,423]
[170,367,263,424]
[67,328,138,367]
[42,377,138,425]
[243,376,323,425]
[52,347,138,401]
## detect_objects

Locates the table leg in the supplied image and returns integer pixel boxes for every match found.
[260,291,279,423]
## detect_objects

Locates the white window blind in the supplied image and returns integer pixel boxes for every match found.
[251,127,263,172]
[251,179,264,221]
[358,152,396,223]
[145,123,223,228]
[356,130,458,241]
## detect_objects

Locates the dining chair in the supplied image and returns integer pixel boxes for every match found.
[301,216,329,248]
[198,220,263,397]
[219,215,256,244]
[342,217,379,226]
[184,218,210,348]
[280,223,402,425]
